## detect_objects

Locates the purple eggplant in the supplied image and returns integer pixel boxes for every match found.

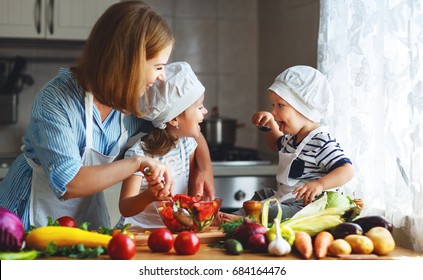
[352,215,393,233]
[331,222,363,239]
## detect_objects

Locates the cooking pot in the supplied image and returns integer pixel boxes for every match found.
[200,107,244,147]
[200,117,238,147]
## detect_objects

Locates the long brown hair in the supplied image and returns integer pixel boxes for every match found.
[71,1,174,116]
[141,127,179,157]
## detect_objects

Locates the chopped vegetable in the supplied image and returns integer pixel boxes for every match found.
[294,231,313,259]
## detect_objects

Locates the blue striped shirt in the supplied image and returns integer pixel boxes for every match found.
[277,131,352,180]
[0,68,151,229]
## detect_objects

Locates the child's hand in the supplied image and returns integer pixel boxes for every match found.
[147,181,171,200]
[251,111,274,127]
[292,181,324,205]
[212,212,242,226]
[141,158,174,198]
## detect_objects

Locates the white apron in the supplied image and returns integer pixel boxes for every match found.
[123,141,189,228]
[272,126,326,202]
[28,92,128,229]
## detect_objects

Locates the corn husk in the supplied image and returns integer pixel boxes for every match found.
[280,192,361,237]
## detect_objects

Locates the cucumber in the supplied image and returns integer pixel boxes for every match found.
[0,250,38,260]
[224,239,243,255]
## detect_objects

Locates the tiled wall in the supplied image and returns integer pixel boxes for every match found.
[0,0,318,158]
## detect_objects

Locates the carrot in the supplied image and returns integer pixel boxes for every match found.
[313,231,334,259]
[294,231,313,259]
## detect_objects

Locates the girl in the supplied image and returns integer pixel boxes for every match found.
[117,62,209,228]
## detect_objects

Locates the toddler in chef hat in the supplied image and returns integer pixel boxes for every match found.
[221,65,354,223]
[116,61,209,229]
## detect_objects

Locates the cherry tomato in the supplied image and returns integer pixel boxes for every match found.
[107,233,136,260]
[174,231,200,255]
[56,216,77,227]
[147,228,174,252]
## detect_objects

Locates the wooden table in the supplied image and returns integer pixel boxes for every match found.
[39,227,423,260]
[89,244,420,260]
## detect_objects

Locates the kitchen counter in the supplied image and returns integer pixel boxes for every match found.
[39,244,422,260]
[212,162,278,176]
[38,226,423,261]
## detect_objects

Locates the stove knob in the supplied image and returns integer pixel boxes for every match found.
[234,190,246,201]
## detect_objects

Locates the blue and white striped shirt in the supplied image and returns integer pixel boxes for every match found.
[0,68,150,229]
[277,131,352,180]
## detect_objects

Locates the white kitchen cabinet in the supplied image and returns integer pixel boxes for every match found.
[0,0,118,40]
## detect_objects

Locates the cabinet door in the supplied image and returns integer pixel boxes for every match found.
[0,0,45,39]
[0,0,117,40]
[46,0,118,40]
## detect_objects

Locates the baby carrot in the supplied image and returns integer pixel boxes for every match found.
[294,231,313,259]
[313,231,334,259]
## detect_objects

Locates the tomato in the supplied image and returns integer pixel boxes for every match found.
[197,204,215,221]
[173,231,200,255]
[107,233,136,260]
[160,206,174,220]
[56,216,77,227]
[147,228,174,252]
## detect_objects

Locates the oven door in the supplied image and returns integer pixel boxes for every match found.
[214,175,276,213]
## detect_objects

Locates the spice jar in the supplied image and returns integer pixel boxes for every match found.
[243,200,262,223]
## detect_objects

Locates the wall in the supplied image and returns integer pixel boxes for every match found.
[256,0,320,156]
[0,0,319,158]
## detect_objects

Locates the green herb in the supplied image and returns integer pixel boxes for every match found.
[42,242,106,259]
[219,218,244,237]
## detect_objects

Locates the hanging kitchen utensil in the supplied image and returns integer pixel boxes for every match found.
[0,56,28,95]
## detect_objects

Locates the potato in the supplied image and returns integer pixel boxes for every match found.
[344,234,374,254]
[365,226,395,255]
[328,239,352,257]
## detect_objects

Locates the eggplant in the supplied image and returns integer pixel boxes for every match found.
[331,222,363,239]
[352,215,393,233]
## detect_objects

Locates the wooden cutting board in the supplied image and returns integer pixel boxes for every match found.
[128,226,226,246]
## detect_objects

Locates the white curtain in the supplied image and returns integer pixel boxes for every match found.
[318,0,423,253]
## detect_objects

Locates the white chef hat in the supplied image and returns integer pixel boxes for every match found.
[268,65,333,123]
[140,62,205,129]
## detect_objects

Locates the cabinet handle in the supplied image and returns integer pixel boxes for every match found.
[47,0,54,35]
[35,0,41,34]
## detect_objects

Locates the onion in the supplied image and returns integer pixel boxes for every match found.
[231,218,266,248]
[0,207,25,251]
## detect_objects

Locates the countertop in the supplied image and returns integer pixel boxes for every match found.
[212,162,278,176]
[38,226,423,261]
[39,244,422,260]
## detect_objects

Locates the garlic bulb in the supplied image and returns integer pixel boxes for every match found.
[268,218,291,256]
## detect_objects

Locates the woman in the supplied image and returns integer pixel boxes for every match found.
[0,1,214,230]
